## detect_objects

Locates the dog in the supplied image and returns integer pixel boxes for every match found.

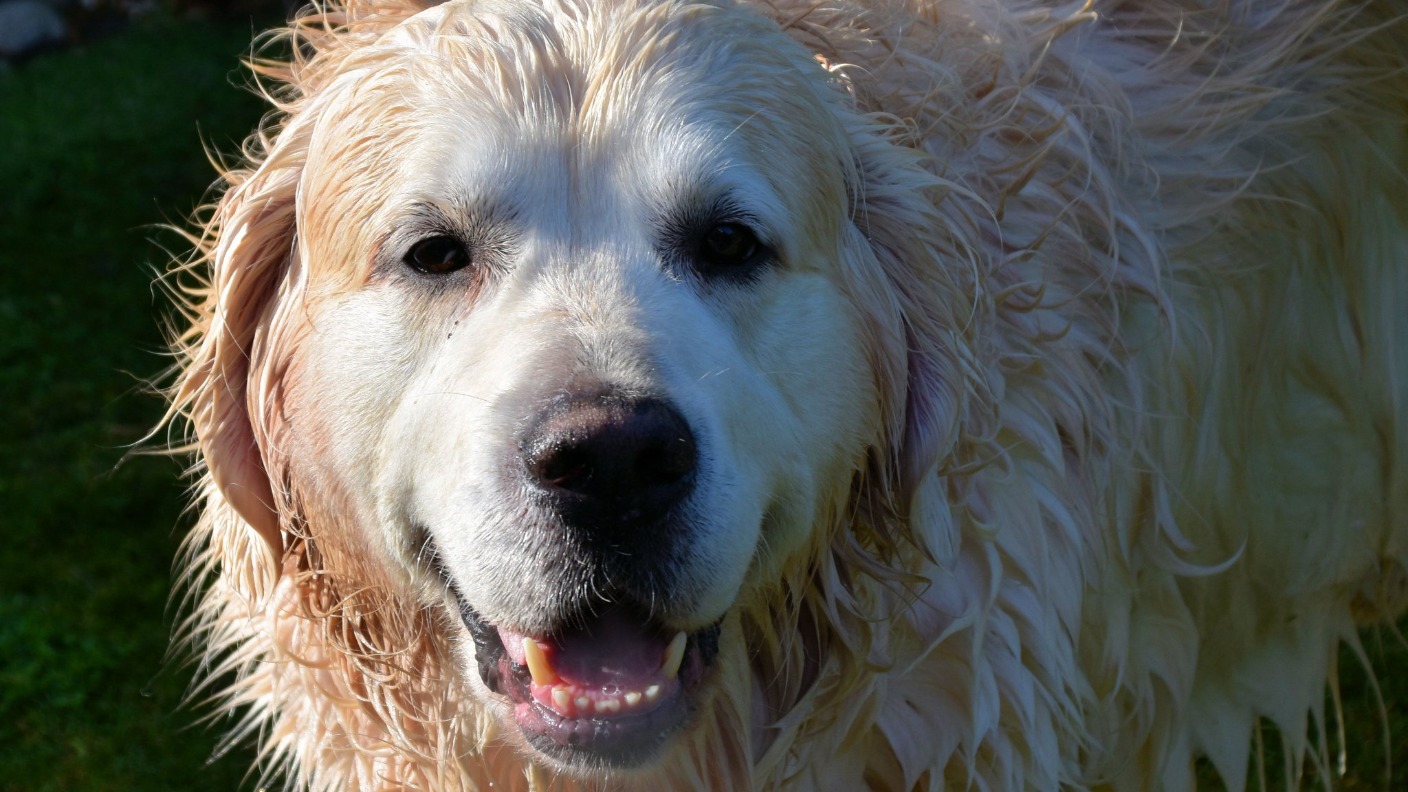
[163,0,1408,788]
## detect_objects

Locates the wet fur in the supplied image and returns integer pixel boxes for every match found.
[165,0,1408,789]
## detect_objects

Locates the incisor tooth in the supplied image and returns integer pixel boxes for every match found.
[595,698,621,714]
[644,684,661,703]
[661,631,687,678]
[552,688,572,713]
[624,691,642,706]
[575,695,590,710]
[522,638,557,685]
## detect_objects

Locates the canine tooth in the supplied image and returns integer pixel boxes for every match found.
[624,691,642,707]
[644,684,661,703]
[661,631,687,678]
[552,688,572,713]
[522,638,556,685]
[595,698,621,714]
[575,695,590,710]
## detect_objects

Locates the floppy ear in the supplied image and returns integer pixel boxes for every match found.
[170,153,304,560]
[834,113,992,573]
[770,1,994,571]
[166,0,436,561]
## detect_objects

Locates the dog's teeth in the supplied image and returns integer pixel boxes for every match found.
[595,698,621,714]
[644,684,661,703]
[575,695,591,710]
[552,688,572,713]
[522,638,556,685]
[624,691,642,707]
[661,631,687,678]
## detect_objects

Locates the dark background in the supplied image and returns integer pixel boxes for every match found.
[1,2,278,789]
[0,2,1403,790]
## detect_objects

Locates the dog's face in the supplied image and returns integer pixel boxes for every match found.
[259,0,886,771]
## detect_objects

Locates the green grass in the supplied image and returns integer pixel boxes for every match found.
[1198,630,1408,791]
[0,13,271,791]
[0,8,1404,792]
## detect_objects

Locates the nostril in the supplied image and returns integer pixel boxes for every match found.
[532,442,593,490]
[636,434,696,487]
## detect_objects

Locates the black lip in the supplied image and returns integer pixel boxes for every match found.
[451,592,721,767]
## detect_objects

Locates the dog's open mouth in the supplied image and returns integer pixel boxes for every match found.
[457,600,721,766]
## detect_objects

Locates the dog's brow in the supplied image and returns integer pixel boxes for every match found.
[404,196,517,231]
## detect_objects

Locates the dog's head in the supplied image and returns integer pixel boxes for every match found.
[177,0,975,775]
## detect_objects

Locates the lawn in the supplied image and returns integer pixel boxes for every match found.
[0,6,1403,792]
[0,11,271,791]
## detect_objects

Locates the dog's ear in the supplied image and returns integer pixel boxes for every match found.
[166,2,440,560]
[772,3,990,571]
[170,138,308,560]
[837,117,989,572]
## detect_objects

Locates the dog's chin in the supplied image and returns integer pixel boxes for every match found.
[455,597,722,769]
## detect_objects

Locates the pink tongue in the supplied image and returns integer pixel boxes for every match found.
[502,610,670,687]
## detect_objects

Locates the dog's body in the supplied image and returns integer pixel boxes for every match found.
[167,0,1408,789]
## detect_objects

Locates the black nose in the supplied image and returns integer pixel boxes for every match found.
[522,393,698,536]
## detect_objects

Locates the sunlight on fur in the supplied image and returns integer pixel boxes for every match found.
[160,0,1408,789]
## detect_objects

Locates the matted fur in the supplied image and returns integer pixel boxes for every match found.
[162,0,1408,789]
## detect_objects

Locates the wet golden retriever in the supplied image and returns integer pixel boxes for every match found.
[165,0,1408,788]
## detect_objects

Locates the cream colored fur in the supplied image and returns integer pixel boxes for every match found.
[164,0,1408,789]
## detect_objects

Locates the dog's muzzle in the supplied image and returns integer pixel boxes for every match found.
[445,390,722,766]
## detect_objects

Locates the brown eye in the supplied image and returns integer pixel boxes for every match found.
[697,223,762,273]
[406,235,471,275]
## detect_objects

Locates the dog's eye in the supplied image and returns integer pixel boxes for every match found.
[405,235,472,275]
[696,223,763,274]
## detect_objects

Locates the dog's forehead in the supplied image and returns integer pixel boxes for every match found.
[380,0,846,202]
